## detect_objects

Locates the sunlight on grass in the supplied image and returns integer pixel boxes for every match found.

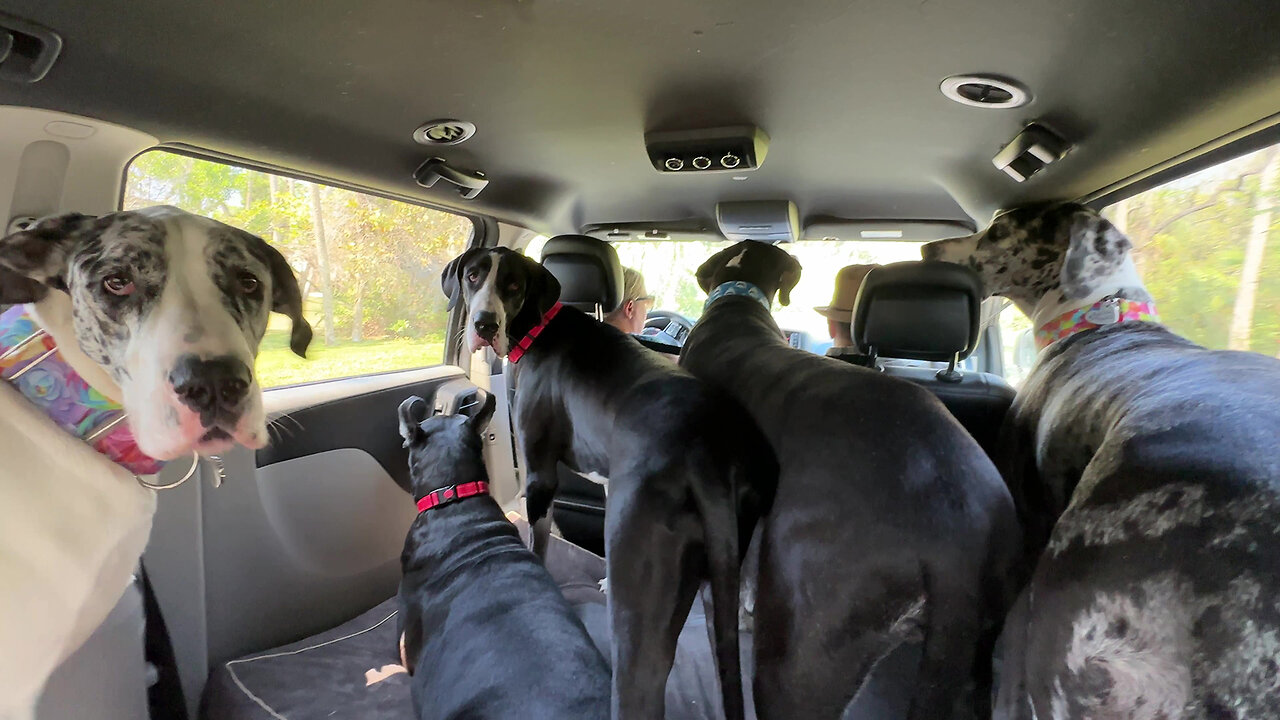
[255,327,446,389]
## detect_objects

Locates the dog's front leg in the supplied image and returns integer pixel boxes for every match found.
[518,417,563,559]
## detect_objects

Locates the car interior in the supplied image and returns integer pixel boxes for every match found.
[2,0,1279,717]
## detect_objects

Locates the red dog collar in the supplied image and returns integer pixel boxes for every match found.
[417,481,490,513]
[507,302,563,364]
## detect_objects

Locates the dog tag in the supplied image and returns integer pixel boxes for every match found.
[1084,299,1121,325]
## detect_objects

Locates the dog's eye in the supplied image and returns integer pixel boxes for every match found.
[467,270,481,283]
[237,273,260,294]
[507,282,519,292]
[103,274,135,296]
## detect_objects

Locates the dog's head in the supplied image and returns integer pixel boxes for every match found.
[397,390,496,499]
[0,206,311,460]
[921,202,1133,307]
[440,248,560,356]
[696,240,803,306]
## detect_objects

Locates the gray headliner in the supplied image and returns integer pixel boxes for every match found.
[2,0,1279,233]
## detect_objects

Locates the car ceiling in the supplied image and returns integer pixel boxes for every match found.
[2,0,1279,235]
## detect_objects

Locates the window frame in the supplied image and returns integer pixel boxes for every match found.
[120,145,490,389]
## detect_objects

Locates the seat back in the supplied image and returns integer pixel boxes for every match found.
[853,261,1015,457]
[540,234,624,318]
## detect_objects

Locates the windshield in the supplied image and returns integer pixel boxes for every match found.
[527,237,925,342]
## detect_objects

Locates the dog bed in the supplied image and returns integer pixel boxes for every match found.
[200,523,919,720]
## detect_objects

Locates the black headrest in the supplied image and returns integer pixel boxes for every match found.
[540,234,624,314]
[852,261,983,362]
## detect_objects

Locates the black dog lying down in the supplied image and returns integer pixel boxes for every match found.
[925,203,1280,719]
[396,391,609,720]
[442,247,777,720]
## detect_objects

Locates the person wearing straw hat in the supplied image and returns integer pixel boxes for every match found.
[814,263,878,356]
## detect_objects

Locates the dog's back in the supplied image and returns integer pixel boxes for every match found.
[397,396,609,720]
[683,297,1020,719]
[999,322,1280,719]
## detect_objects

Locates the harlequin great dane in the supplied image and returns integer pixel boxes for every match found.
[442,247,777,720]
[924,202,1280,720]
[0,206,310,718]
[681,240,1020,720]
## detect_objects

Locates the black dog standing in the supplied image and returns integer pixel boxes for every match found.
[441,247,777,720]
[681,241,1020,720]
[396,391,610,720]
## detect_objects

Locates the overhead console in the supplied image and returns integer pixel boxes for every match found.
[644,125,769,174]
[716,200,799,243]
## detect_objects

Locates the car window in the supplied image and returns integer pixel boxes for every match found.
[124,151,475,389]
[526,235,924,348]
[995,141,1280,385]
[1103,143,1280,355]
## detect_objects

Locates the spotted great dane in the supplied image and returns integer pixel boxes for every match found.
[0,206,310,718]
[924,202,1280,719]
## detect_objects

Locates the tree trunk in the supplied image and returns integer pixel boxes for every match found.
[309,183,336,346]
[267,175,283,246]
[351,280,364,343]
[1227,147,1280,351]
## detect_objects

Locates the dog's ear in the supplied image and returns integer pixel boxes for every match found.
[777,253,803,306]
[465,389,498,435]
[0,213,98,293]
[520,253,561,315]
[441,248,485,312]
[1059,207,1133,301]
[255,239,312,358]
[398,395,430,447]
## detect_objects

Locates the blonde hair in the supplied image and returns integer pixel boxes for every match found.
[619,267,647,304]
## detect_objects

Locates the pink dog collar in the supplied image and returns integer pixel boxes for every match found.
[0,306,165,475]
[1035,296,1160,350]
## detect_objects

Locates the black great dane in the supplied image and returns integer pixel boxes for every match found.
[924,203,1280,720]
[396,390,610,720]
[441,247,777,720]
[681,240,1020,720]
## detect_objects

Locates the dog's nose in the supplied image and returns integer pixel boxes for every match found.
[169,355,252,422]
[473,311,500,341]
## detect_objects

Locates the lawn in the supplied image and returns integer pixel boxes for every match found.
[254,326,446,389]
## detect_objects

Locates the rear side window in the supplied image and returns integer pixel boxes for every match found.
[124,151,474,388]
[1103,143,1280,355]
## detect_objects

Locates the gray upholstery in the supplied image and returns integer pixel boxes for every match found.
[540,234,624,315]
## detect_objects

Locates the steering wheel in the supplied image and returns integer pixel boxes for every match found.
[642,309,695,346]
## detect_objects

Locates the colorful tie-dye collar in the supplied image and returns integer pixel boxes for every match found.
[1034,296,1160,350]
[0,305,165,475]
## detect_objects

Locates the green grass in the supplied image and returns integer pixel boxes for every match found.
[255,327,446,389]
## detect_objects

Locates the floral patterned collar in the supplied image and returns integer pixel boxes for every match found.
[1034,296,1160,350]
[0,305,165,475]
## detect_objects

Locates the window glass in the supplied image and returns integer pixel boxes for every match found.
[526,237,925,353]
[124,151,474,388]
[1102,144,1280,355]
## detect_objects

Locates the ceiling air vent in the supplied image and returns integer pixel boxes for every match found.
[939,75,1030,109]
[0,13,62,83]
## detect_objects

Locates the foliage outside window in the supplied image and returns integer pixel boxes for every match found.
[124,151,474,388]
[1103,143,1280,356]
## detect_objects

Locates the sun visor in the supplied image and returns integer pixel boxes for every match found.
[715,200,799,243]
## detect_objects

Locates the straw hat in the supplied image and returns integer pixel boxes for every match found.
[813,264,879,322]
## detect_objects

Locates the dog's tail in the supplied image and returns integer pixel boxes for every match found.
[704,490,746,720]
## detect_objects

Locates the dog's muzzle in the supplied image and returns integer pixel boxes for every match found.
[472,310,500,344]
[168,354,252,430]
